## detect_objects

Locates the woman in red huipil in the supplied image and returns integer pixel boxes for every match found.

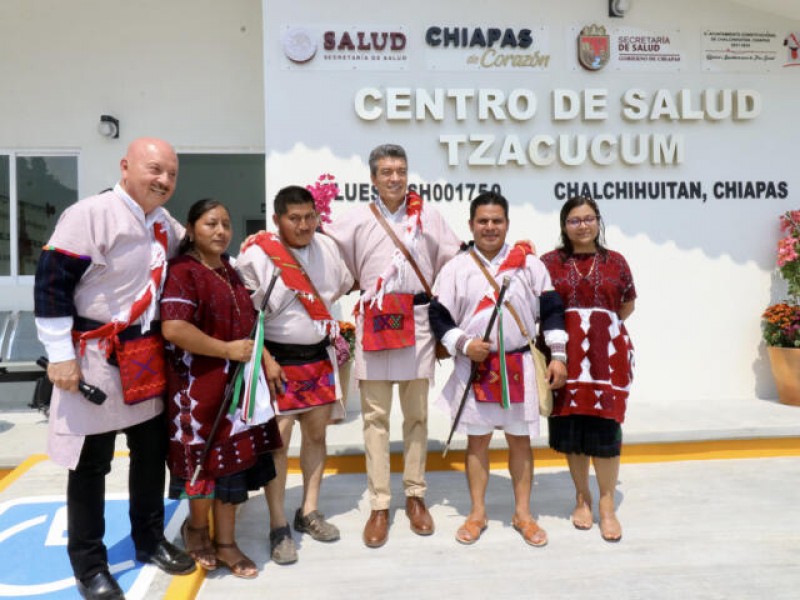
[161,199,280,577]
[541,195,636,543]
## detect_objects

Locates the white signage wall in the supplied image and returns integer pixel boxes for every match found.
[262,0,799,411]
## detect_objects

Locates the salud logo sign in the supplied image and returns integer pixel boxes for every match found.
[280,24,409,71]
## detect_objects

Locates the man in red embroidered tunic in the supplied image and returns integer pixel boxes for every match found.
[34,138,195,599]
[325,144,462,547]
[237,186,354,564]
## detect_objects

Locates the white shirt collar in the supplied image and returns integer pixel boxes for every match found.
[114,182,165,228]
[472,243,510,267]
[288,242,311,265]
[374,195,406,224]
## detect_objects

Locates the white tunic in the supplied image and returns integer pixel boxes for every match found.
[235,233,354,414]
[41,189,183,468]
[325,202,461,381]
[434,245,556,436]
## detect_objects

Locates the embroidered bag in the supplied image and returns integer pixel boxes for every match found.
[362,293,416,352]
[116,333,167,405]
[472,352,525,404]
[368,203,450,359]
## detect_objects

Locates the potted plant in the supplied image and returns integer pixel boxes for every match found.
[762,210,800,406]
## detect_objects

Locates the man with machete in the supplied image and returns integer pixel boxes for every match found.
[429,191,567,547]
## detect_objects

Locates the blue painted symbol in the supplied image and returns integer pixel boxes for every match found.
[0,495,181,598]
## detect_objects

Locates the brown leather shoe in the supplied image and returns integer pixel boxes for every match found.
[406,496,434,536]
[363,509,390,548]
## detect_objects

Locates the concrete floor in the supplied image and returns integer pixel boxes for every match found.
[2,377,800,599]
[195,458,800,600]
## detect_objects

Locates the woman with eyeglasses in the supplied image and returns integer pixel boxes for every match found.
[540,195,636,542]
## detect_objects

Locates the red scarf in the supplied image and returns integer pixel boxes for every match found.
[243,233,337,336]
[471,241,533,316]
[403,190,423,238]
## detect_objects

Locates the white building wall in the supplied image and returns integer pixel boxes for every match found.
[0,0,797,409]
[262,0,800,407]
[0,0,265,307]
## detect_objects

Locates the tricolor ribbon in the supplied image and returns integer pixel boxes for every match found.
[497,304,511,410]
[231,309,267,422]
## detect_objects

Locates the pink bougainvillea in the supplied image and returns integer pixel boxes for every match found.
[306,173,338,225]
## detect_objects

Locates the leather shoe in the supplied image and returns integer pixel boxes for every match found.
[406,496,434,536]
[136,539,196,575]
[76,570,124,600]
[363,509,389,548]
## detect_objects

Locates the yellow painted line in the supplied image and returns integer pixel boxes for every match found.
[286,437,800,474]
[7,440,797,483]
[618,437,800,463]
[0,451,128,493]
[0,453,48,493]
[287,453,366,474]
[165,569,206,600]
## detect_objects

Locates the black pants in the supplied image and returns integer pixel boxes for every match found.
[67,413,167,580]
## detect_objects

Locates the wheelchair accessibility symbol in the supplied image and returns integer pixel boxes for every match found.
[0,494,182,598]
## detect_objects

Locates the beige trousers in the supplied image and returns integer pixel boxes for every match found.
[359,378,429,510]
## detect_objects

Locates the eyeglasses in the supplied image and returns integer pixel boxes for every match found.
[565,216,598,228]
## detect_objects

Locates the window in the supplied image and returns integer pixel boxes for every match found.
[17,156,79,275]
[171,154,265,252]
[0,152,265,277]
[0,156,9,275]
[0,153,79,278]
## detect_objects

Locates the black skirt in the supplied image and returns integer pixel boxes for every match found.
[168,452,276,505]
[548,415,622,458]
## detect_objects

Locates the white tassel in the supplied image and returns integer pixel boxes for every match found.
[362,204,423,310]
[312,319,340,339]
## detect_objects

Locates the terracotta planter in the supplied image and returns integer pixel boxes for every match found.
[767,346,800,406]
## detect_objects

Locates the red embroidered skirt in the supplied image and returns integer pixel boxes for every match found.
[277,359,336,412]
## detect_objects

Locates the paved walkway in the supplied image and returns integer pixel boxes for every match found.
[1,378,800,599]
[196,458,800,600]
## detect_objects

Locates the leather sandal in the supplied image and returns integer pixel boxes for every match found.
[455,518,487,545]
[181,519,217,571]
[215,541,258,579]
[511,516,548,547]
